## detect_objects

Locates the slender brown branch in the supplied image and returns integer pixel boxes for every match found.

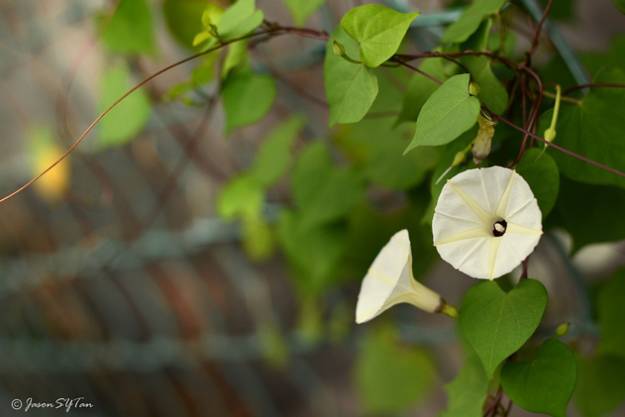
[0,27,314,205]
[389,56,443,84]
[492,112,625,179]
[527,0,554,58]
[396,50,517,70]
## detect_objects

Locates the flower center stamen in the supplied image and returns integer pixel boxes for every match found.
[492,219,507,237]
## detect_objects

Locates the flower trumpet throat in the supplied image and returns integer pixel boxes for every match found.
[355,230,456,324]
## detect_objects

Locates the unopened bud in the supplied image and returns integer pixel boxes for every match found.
[556,322,570,337]
[472,115,496,164]
[544,127,556,143]
[469,81,480,96]
[332,41,346,57]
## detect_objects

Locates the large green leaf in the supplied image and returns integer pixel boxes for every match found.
[222,71,276,132]
[502,338,577,417]
[98,65,151,148]
[517,148,560,216]
[341,4,418,68]
[540,68,625,188]
[598,269,625,358]
[101,0,155,54]
[396,57,447,125]
[557,178,625,249]
[355,327,435,414]
[575,354,625,417]
[292,142,363,229]
[284,0,325,25]
[440,349,489,417]
[459,279,548,377]
[442,0,507,44]
[163,0,207,48]
[406,74,480,151]
[250,116,305,186]
[336,109,440,190]
[324,31,378,125]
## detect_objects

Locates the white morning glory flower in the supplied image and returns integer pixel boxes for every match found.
[355,229,456,324]
[432,166,542,280]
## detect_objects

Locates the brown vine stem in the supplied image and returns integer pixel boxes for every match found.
[527,0,554,60]
[564,82,625,94]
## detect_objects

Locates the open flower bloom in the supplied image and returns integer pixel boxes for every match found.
[356,229,453,324]
[432,166,542,280]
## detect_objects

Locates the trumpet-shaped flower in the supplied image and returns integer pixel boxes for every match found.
[432,166,542,280]
[356,230,453,324]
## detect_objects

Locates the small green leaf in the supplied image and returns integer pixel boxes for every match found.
[100,0,155,54]
[284,0,325,25]
[324,30,378,125]
[241,212,274,261]
[163,0,207,48]
[277,210,346,294]
[396,57,447,125]
[355,327,436,414]
[613,0,625,13]
[222,71,276,132]
[557,179,625,249]
[406,74,480,151]
[517,148,560,216]
[250,116,305,186]
[440,349,489,417]
[464,56,508,114]
[98,65,151,148]
[598,269,625,358]
[442,0,507,44]
[459,279,548,377]
[217,0,264,39]
[539,68,625,189]
[217,175,263,221]
[292,142,363,229]
[341,4,418,68]
[502,338,577,417]
[222,41,249,78]
[575,354,625,417]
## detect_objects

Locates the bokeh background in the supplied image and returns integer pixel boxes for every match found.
[0,0,624,416]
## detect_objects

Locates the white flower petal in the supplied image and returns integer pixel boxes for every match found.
[432,166,542,280]
[355,230,442,324]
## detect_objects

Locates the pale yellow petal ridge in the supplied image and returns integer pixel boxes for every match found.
[434,227,490,246]
[488,238,502,280]
[448,182,491,224]
[478,168,492,212]
[507,223,543,236]
[495,169,516,218]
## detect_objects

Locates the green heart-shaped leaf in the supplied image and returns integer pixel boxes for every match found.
[341,4,418,68]
[405,73,480,152]
[459,279,548,377]
[324,29,378,125]
[502,338,577,417]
